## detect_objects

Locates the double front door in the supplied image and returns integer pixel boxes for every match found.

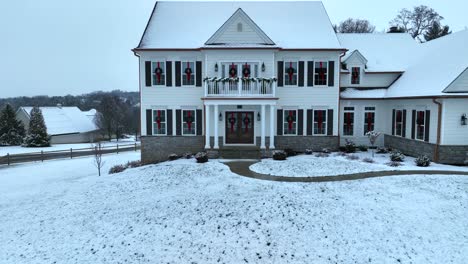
[225,112,254,144]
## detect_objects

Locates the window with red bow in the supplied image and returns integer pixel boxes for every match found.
[182,110,196,135]
[364,107,375,135]
[182,61,195,86]
[313,110,327,135]
[284,62,298,86]
[351,67,361,85]
[152,61,166,86]
[415,111,425,140]
[314,61,328,86]
[283,110,297,135]
[152,109,166,135]
[343,107,354,136]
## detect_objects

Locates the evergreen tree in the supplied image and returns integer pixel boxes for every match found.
[0,104,25,146]
[424,21,451,41]
[23,107,51,147]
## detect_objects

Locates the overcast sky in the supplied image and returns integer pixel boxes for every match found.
[0,0,466,98]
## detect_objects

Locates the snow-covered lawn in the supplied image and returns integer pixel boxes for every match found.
[0,137,139,155]
[1,155,467,263]
[250,151,468,177]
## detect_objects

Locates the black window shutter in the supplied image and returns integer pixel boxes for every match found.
[328,61,335,87]
[425,110,430,142]
[145,61,152,87]
[327,109,333,136]
[175,61,181,87]
[307,61,314,87]
[166,61,172,87]
[176,110,182,135]
[402,110,407,137]
[298,109,304,135]
[277,109,283,135]
[298,61,305,87]
[196,109,203,136]
[411,110,416,139]
[167,110,173,135]
[196,61,202,87]
[146,109,152,135]
[307,109,313,135]
[392,109,396,135]
[277,61,284,87]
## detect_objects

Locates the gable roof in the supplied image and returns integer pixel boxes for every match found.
[442,67,468,93]
[19,106,98,135]
[205,8,275,46]
[343,50,368,66]
[136,1,341,49]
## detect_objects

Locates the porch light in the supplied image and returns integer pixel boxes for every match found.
[461,114,467,126]
[261,62,265,72]
[219,112,223,122]
[257,112,261,121]
[214,63,219,72]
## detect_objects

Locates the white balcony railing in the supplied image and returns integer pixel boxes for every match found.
[204,77,277,97]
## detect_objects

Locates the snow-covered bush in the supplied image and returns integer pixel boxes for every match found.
[272,150,287,161]
[390,151,405,162]
[127,160,142,168]
[362,158,375,163]
[195,152,209,163]
[386,161,401,167]
[315,152,329,158]
[346,154,359,160]
[376,147,389,154]
[322,148,330,154]
[304,149,313,155]
[109,164,127,174]
[415,155,431,167]
[168,154,179,161]
[344,139,356,153]
[284,148,296,157]
[358,145,368,152]
[184,152,193,159]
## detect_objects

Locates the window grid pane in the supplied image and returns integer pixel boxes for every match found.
[152,62,166,86]
[283,110,297,135]
[284,62,298,86]
[314,62,328,86]
[313,110,327,135]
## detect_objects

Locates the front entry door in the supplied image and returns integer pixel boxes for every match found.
[225,112,254,144]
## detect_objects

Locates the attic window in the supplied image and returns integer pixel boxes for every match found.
[351,67,361,85]
[237,23,243,32]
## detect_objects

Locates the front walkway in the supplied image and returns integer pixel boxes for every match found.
[225,161,468,182]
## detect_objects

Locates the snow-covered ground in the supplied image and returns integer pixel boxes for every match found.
[0,137,139,155]
[1,155,467,263]
[251,152,468,177]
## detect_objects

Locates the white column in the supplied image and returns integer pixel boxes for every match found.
[205,105,211,149]
[269,105,275,149]
[214,104,219,149]
[260,104,266,149]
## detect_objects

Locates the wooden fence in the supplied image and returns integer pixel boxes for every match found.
[0,143,140,166]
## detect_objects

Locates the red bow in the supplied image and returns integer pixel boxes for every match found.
[187,111,192,131]
[156,110,161,129]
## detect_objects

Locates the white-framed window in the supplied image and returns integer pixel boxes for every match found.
[314,61,328,86]
[351,67,361,85]
[284,61,298,86]
[364,107,376,135]
[283,109,297,135]
[313,109,327,135]
[182,109,196,136]
[394,109,404,137]
[415,110,425,141]
[152,61,166,86]
[152,109,167,135]
[181,61,195,86]
[343,107,354,136]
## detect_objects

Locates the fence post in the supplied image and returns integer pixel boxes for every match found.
[117,144,119,154]
[7,153,10,166]
[70,148,73,159]
[41,150,44,162]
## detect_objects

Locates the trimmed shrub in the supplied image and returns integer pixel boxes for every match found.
[390,151,405,162]
[272,150,287,161]
[127,160,142,168]
[386,161,401,167]
[376,147,389,154]
[358,145,368,152]
[415,155,431,167]
[362,158,375,163]
[322,148,330,154]
[168,154,179,161]
[109,164,127,174]
[195,152,209,163]
[346,154,359,160]
[305,149,313,155]
[284,148,297,157]
[344,139,356,153]
[184,153,193,159]
[315,152,329,158]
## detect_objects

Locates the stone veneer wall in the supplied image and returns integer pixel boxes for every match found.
[438,145,468,165]
[275,136,339,152]
[141,136,204,164]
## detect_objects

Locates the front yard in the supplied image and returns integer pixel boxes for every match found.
[0,154,467,263]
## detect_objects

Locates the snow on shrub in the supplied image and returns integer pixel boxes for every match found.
[362,158,375,163]
[376,147,389,154]
[415,155,431,167]
[386,161,401,167]
[321,148,330,154]
[358,145,368,152]
[284,148,296,157]
[390,151,405,162]
[346,154,359,160]
[272,150,287,161]
[168,154,179,161]
[315,152,329,158]
[126,160,142,168]
[109,164,127,174]
[195,152,209,163]
[184,153,193,159]
[344,139,356,153]
[305,149,313,155]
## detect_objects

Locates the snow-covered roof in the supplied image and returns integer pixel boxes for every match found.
[137,1,341,49]
[340,88,387,99]
[386,30,468,98]
[20,106,98,135]
[338,33,420,72]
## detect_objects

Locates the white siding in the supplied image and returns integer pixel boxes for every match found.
[444,68,468,93]
[340,72,401,88]
[214,16,267,44]
[441,98,468,145]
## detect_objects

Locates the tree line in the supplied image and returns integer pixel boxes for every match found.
[334,5,452,42]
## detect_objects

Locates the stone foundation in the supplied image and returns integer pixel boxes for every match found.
[141,136,204,164]
[275,136,339,152]
[438,145,468,165]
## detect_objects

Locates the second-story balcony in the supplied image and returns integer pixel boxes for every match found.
[204,77,277,97]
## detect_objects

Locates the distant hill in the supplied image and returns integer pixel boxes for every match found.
[0,90,139,111]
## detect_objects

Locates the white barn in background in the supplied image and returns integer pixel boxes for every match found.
[134,1,468,165]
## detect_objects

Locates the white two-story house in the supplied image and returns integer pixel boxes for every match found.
[134,1,468,165]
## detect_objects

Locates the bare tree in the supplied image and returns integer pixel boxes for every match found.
[390,5,444,41]
[93,142,105,176]
[335,18,376,33]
